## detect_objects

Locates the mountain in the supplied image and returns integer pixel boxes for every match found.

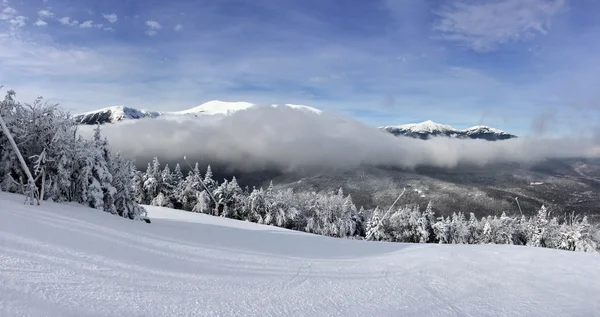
[73,101,322,125]
[74,106,163,125]
[381,120,517,140]
[74,103,516,140]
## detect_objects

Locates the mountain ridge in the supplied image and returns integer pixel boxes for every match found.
[73,101,322,125]
[381,120,518,140]
[74,102,517,140]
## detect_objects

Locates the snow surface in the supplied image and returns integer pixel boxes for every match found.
[169,101,323,116]
[174,100,256,115]
[274,104,323,115]
[389,120,457,133]
[1,191,600,317]
[464,125,506,135]
[77,106,162,123]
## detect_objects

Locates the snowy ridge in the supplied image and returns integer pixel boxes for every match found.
[1,191,600,316]
[75,106,162,124]
[74,101,323,124]
[464,125,505,135]
[173,100,255,116]
[389,120,457,134]
[381,120,517,140]
[275,103,323,114]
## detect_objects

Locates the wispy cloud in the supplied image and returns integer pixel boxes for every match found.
[174,24,183,31]
[59,16,78,26]
[78,20,103,29]
[103,13,117,24]
[0,6,16,20]
[38,9,53,18]
[79,20,94,28]
[145,20,161,36]
[34,19,47,27]
[9,15,25,27]
[433,0,566,52]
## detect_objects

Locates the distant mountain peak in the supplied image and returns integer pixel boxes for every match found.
[381,121,517,141]
[390,120,458,134]
[174,100,256,116]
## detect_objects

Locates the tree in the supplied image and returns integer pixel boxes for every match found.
[0,89,145,219]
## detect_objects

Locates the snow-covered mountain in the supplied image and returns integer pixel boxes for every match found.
[381,120,517,140]
[74,106,163,125]
[74,103,516,140]
[73,101,322,125]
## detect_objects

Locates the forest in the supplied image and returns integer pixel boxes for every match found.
[1,90,599,253]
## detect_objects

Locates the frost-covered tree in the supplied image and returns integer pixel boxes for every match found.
[0,90,144,220]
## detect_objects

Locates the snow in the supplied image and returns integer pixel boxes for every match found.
[390,120,457,133]
[383,121,508,135]
[77,106,161,122]
[2,191,600,317]
[275,104,323,115]
[174,100,256,116]
[76,101,323,122]
[464,125,506,134]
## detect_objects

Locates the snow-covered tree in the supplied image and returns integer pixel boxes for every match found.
[0,90,144,220]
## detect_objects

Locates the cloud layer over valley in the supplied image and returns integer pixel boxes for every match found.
[78,107,600,174]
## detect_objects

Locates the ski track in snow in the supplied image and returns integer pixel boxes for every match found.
[1,192,599,316]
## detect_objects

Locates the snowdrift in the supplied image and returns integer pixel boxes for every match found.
[1,192,599,316]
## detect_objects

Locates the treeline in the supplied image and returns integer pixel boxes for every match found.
[0,90,146,219]
[140,157,600,253]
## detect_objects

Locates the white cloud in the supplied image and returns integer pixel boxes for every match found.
[433,0,566,52]
[34,19,48,27]
[103,13,117,23]
[0,6,16,20]
[174,24,183,31]
[2,6,15,15]
[59,16,78,26]
[145,20,162,36]
[9,15,26,27]
[78,20,104,29]
[38,10,53,18]
[79,20,94,28]
[146,20,161,29]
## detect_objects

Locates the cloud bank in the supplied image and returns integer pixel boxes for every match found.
[78,107,600,174]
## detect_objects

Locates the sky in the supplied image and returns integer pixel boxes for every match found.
[1,0,599,136]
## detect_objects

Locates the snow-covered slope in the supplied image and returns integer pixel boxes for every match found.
[1,192,599,316]
[381,120,517,140]
[173,100,255,116]
[74,106,162,125]
[74,101,323,124]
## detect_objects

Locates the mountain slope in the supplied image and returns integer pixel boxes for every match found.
[381,120,517,140]
[1,191,600,316]
[74,106,162,125]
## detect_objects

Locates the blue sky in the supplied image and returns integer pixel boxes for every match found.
[1,0,599,136]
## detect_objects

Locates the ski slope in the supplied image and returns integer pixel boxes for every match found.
[1,192,599,317]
